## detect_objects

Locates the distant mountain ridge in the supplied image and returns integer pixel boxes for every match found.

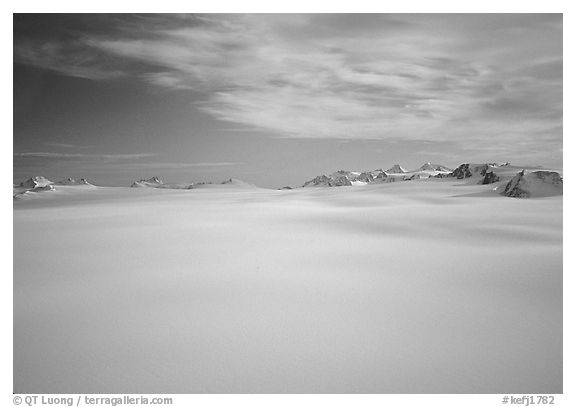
[19,176,53,189]
[54,177,91,186]
[13,161,563,200]
[415,162,453,172]
[129,176,254,190]
[300,161,562,198]
[302,162,453,187]
[131,176,164,188]
[14,176,93,200]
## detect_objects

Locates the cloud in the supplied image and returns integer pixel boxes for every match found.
[14,152,155,161]
[104,161,245,170]
[14,39,126,80]
[13,152,242,171]
[44,142,93,149]
[14,14,562,152]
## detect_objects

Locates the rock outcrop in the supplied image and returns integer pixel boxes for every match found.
[385,164,407,174]
[374,171,389,182]
[55,177,91,185]
[32,185,55,192]
[451,164,472,179]
[302,173,352,187]
[19,176,53,188]
[356,172,375,183]
[131,177,164,188]
[502,170,563,198]
[480,171,500,185]
[451,163,498,179]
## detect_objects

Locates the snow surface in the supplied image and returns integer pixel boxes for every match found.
[14,180,562,393]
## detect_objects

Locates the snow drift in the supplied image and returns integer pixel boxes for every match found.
[13,179,562,393]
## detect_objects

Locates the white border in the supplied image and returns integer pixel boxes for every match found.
[3,2,572,406]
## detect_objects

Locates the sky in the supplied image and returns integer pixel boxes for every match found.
[13,13,563,187]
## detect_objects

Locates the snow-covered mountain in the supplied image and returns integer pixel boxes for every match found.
[356,169,389,184]
[131,176,164,188]
[298,161,563,198]
[14,175,98,200]
[447,162,555,187]
[220,178,252,186]
[373,171,389,182]
[128,177,255,190]
[500,170,563,198]
[414,162,453,173]
[13,162,562,201]
[442,163,563,197]
[302,173,353,187]
[190,178,255,189]
[385,164,407,174]
[450,163,500,180]
[396,162,453,178]
[302,163,453,187]
[14,176,56,199]
[355,172,375,183]
[405,173,430,180]
[54,177,91,186]
[19,176,53,189]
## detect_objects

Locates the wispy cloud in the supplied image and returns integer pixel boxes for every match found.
[104,161,245,170]
[14,14,562,153]
[14,152,155,161]
[44,142,93,149]
[14,39,126,80]
[13,152,241,170]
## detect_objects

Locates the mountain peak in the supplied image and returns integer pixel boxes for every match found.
[55,177,92,186]
[415,163,453,172]
[385,164,406,174]
[302,173,352,187]
[502,170,562,198]
[131,176,164,188]
[19,176,53,188]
